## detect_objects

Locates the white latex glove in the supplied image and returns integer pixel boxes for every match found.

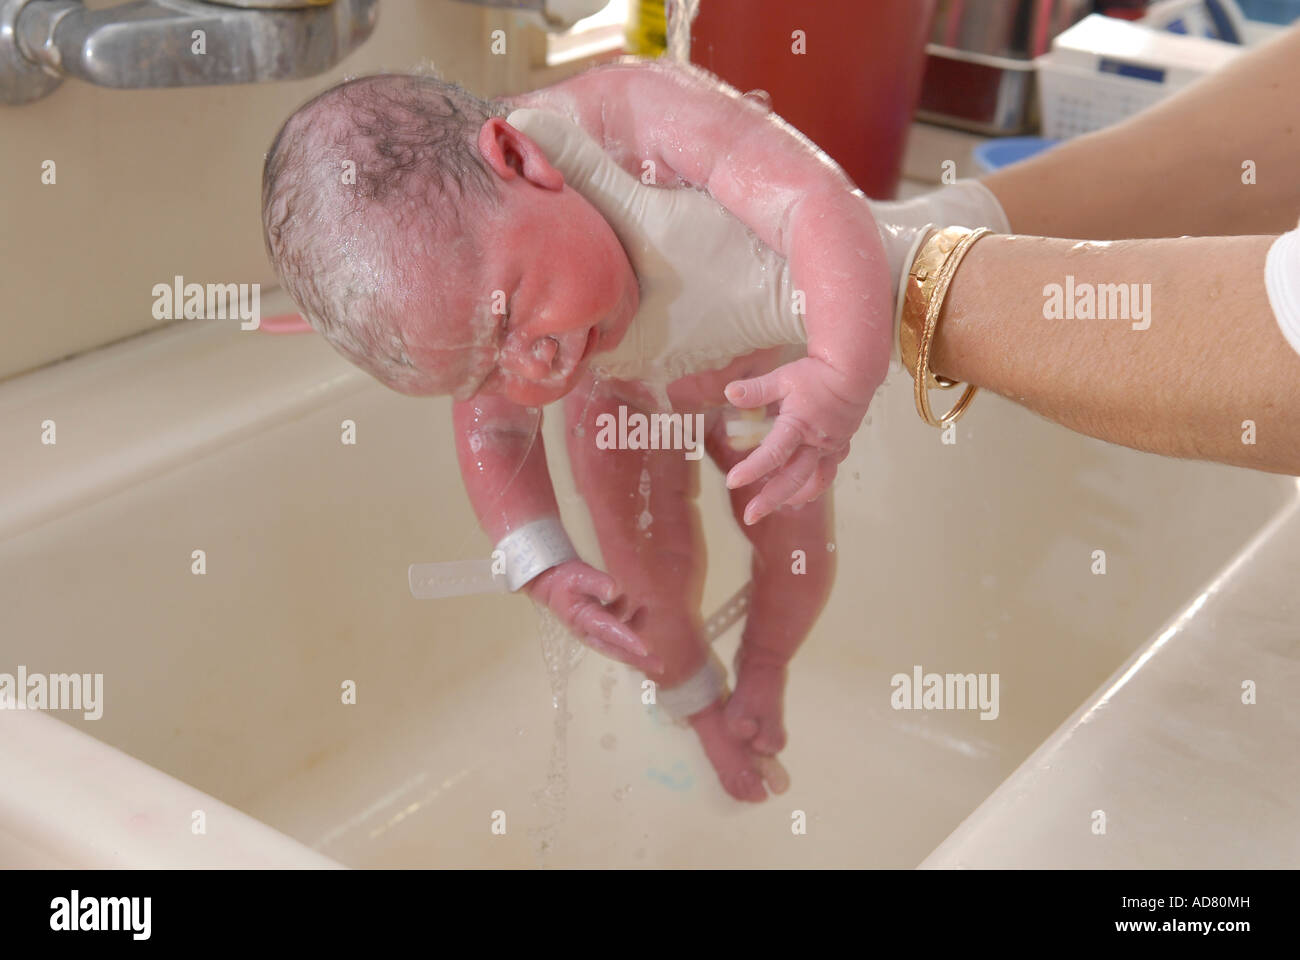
[508,108,1010,379]
[505,108,807,389]
[868,182,1012,362]
[871,180,1011,287]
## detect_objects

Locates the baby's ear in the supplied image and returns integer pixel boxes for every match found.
[477,117,564,191]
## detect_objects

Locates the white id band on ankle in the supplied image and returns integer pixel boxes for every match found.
[495,516,579,592]
[656,652,728,720]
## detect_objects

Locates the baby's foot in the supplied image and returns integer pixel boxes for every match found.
[689,700,788,802]
[724,652,788,756]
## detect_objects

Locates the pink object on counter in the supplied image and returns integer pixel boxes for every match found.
[259,313,315,334]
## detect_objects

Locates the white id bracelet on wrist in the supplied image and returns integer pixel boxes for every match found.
[495,516,579,592]
[656,652,728,721]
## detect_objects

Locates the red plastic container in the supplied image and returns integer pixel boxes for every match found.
[689,0,938,199]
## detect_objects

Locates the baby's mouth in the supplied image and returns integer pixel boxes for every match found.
[541,328,597,388]
[580,325,599,362]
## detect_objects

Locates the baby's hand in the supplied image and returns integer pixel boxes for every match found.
[723,356,869,525]
[525,560,663,674]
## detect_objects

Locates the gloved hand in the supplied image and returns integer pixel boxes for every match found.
[721,184,1011,484]
[505,108,1010,521]
[505,108,805,386]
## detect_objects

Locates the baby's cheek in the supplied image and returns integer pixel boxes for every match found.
[447,348,501,400]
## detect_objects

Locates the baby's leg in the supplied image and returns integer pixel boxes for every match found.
[564,385,772,802]
[706,413,836,755]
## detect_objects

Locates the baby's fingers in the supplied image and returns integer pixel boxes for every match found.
[786,452,841,509]
[570,599,663,674]
[726,417,803,491]
[568,565,620,605]
[605,594,644,625]
[585,632,664,674]
[742,446,823,526]
[724,369,788,411]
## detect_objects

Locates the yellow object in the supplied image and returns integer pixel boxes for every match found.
[626,0,667,56]
[724,407,774,451]
[899,226,990,428]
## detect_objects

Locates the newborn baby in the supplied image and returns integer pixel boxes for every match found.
[262,61,891,801]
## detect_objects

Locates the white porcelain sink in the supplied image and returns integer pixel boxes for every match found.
[0,292,1291,867]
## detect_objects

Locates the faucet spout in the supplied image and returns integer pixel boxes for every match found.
[2,0,378,105]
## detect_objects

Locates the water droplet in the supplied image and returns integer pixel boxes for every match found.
[529,607,584,862]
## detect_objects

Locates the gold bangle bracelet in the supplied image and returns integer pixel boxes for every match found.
[899,226,990,428]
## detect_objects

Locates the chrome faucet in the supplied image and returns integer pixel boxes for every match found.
[0,0,378,106]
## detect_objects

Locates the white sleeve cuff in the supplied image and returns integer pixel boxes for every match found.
[1265,226,1300,358]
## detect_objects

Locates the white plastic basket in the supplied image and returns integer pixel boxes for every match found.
[1036,13,1246,139]
[1037,58,1175,139]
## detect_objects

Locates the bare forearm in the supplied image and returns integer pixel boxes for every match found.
[983,25,1300,240]
[930,233,1300,473]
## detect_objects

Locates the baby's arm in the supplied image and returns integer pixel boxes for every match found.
[451,396,660,672]
[520,62,891,523]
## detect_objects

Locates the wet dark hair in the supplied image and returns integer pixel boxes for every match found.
[261,72,506,392]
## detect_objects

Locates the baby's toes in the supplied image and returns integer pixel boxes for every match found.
[723,696,760,741]
[752,715,787,756]
[691,705,768,803]
[704,732,768,803]
[756,755,791,795]
[728,661,788,755]
[722,765,767,803]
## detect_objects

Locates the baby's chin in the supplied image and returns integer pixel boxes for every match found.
[526,369,587,405]
[489,366,582,407]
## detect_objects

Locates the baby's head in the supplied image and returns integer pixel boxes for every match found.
[262,73,637,405]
